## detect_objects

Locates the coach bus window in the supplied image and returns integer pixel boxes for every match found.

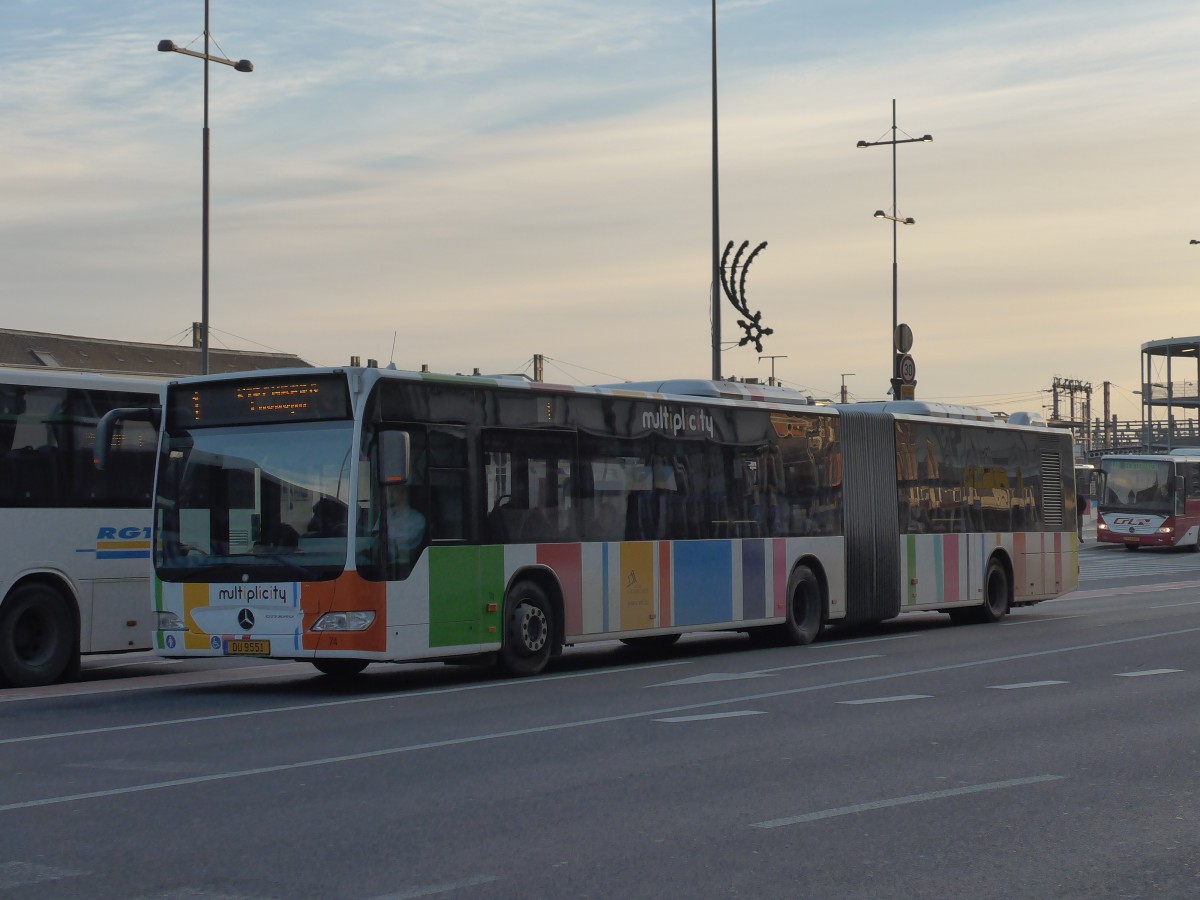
[71,390,156,508]
[483,430,575,544]
[0,386,66,507]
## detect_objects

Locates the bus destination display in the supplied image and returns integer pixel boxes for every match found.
[170,375,352,428]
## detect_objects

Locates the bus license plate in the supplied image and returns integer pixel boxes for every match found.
[225,640,270,655]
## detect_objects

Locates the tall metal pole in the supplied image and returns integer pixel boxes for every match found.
[710,0,721,381]
[890,99,898,392]
[201,0,211,375]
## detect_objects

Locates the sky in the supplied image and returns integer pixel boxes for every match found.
[4,1,1200,421]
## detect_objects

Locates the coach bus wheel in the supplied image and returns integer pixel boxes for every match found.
[978,559,1011,623]
[778,566,822,646]
[0,583,76,688]
[498,581,554,677]
[312,659,370,678]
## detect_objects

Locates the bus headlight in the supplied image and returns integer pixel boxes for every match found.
[1157,525,1173,534]
[156,611,187,631]
[311,611,376,632]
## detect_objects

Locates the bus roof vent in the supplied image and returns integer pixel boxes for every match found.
[842,400,993,421]
[1007,411,1047,427]
[597,379,810,406]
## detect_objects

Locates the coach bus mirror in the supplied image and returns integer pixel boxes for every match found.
[377,430,410,485]
[94,406,162,470]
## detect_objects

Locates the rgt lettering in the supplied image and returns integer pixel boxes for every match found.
[96,526,152,540]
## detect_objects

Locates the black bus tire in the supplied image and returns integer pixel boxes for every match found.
[778,566,822,646]
[978,558,1011,623]
[498,581,554,677]
[0,583,77,688]
[312,659,369,678]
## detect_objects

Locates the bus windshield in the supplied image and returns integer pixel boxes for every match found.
[155,420,355,582]
[1100,458,1172,513]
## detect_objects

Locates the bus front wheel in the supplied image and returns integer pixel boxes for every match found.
[312,659,369,678]
[0,583,76,688]
[498,581,554,677]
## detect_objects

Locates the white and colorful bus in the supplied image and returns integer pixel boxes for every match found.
[131,368,1078,677]
[1097,451,1200,550]
[0,368,162,687]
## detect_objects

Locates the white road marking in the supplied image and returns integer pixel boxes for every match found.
[0,659,692,746]
[754,655,882,673]
[1002,616,1082,626]
[654,710,765,723]
[650,654,880,688]
[3,627,1198,812]
[838,694,931,705]
[1063,581,1199,600]
[1148,600,1200,609]
[751,775,1064,828]
[369,875,501,899]
[988,681,1068,690]
[651,672,773,686]
[0,861,84,890]
[1115,669,1182,677]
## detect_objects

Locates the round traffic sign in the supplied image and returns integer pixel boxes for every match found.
[899,353,917,385]
[894,323,914,354]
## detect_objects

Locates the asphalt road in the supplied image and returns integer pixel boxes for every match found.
[3,544,1200,899]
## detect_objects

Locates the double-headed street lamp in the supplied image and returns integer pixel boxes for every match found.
[857,100,932,399]
[158,1,252,375]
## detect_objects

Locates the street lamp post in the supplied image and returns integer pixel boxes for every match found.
[857,100,932,399]
[158,1,252,375]
[710,0,722,381]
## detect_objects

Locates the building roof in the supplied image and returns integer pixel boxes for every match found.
[0,328,310,377]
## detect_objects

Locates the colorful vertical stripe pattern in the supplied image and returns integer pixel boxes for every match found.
[902,531,1076,607]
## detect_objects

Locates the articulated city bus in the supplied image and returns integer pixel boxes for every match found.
[0,368,162,687]
[1097,451,1200,550]
[120,367,1078,678]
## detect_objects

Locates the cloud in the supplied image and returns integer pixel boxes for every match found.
[3,0,1200,412]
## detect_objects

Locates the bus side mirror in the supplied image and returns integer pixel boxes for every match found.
[377,431,410,485]
[94,406,161,470]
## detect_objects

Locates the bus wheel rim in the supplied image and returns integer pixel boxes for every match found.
[517,603,548,653]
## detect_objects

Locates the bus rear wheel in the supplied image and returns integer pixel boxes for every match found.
[777,566,822,646]
[312,659,369,678]
[950,558,1010,625]
[498,581,554,677]
[0,583,76,688]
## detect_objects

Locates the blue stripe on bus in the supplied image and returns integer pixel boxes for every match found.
[673,540,733,625]
[96,550,151,559]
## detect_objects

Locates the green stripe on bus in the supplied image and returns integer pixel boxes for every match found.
[428,545,505,648]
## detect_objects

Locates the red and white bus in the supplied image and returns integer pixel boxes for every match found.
[1097,451,1200,550]
[104,368,1079,678]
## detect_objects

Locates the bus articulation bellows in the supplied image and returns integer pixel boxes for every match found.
[140,367,1079,678]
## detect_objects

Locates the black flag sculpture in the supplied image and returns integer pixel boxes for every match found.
[719,240,773,354]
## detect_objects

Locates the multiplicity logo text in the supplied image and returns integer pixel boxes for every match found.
[216,585,290,602]
[642,406,715,439]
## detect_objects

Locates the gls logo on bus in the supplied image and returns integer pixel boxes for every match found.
[85,525,153,560]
